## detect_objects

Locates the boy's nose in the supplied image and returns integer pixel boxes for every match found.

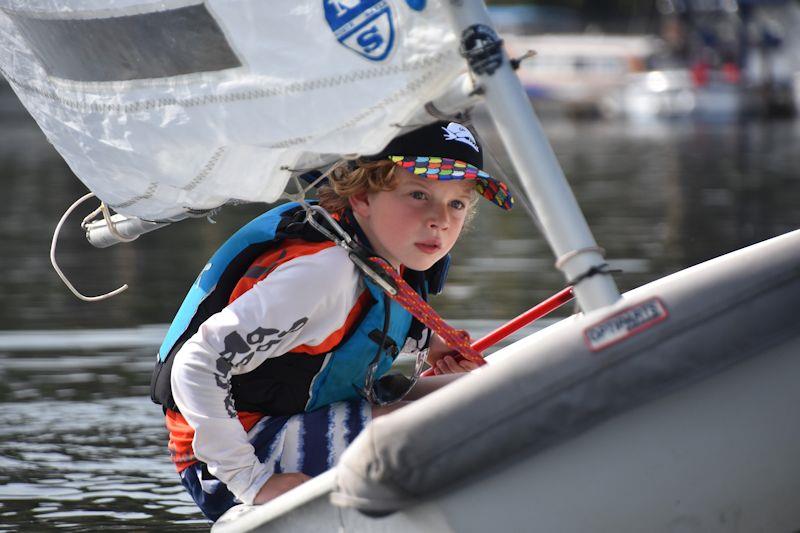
[427,203,450,230]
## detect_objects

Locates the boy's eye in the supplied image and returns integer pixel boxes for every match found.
[449,199,466,210]
[410,191,427,200]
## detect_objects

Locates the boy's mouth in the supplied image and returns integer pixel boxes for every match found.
[414,241,441,254]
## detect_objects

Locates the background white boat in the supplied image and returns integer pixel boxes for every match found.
[504,33,665,115]
[603,68,742,120]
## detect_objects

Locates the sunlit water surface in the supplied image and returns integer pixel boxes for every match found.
[1,86,798,530]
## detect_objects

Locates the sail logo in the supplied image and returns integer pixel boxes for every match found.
[584,298,668,352]
[442,122,480,152]
[324,0,395,61]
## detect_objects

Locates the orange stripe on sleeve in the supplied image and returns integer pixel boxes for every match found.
[292,289,373,355]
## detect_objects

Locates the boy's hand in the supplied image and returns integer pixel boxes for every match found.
[426,333,481,374]
[254,472,311,504]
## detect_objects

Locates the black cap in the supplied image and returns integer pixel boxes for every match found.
[369,121,513,210]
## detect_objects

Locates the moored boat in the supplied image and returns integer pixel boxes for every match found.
[503,33,665,115]
[604,68,743,120]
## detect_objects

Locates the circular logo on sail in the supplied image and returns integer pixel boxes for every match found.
[324,0,395,62]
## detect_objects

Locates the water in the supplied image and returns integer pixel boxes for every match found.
[1,86,799,530]
[0,384,203,531]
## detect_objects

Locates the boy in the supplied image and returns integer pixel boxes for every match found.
[151,121,513,521]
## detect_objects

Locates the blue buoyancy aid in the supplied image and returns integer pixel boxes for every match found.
[150,202,447,415]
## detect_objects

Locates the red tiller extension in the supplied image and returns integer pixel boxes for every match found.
[422,286,575,377]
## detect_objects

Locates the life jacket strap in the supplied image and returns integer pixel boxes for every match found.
[367,256,486,367]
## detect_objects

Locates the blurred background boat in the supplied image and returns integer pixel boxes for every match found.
[504,33,665,116]
[605,68,742,120]
[492,0,800,119]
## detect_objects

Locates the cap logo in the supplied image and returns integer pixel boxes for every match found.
[441,122,479,152]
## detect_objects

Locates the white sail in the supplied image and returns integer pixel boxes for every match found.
[0,0,465,220]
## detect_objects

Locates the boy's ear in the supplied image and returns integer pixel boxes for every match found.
[348,192,370,217]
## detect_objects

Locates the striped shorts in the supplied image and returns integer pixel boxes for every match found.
[180,398,371,522]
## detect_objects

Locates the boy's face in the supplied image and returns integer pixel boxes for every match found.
[351,168,473,271]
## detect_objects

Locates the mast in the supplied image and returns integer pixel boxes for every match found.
[443,0,621,312]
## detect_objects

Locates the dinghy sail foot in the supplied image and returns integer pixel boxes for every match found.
[214,230,800,533]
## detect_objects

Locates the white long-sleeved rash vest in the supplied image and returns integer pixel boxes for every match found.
[171,245,365,505]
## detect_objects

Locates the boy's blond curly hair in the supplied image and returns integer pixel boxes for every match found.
[317,159,399,215]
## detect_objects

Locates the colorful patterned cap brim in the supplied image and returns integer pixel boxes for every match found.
[389,155,514,210]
